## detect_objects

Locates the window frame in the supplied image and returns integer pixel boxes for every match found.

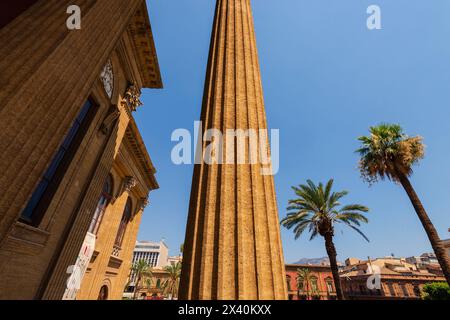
[114,197,133,248]
[20,98,98,226]
[88,174,114,235]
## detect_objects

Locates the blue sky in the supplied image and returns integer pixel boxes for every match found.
[135,0,450,263]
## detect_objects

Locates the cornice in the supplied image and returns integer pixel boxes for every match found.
[127,0,163,89]
[123,117,159,191]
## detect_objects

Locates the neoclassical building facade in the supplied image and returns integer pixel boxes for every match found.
[0,0,161,300]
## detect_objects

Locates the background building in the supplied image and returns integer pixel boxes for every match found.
[443,229,450,257]
[444,239,450,257]
[124,240,183,299]
[132,240,169,268]
[285,264,336,300]
[0,0,161,300]
[167,255,183,266]
[340,256,445,300]
[405,253,439,268]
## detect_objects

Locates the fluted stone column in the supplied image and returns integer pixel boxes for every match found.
[179,0,287,300]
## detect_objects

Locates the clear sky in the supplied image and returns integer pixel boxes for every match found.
[135,0,450,263]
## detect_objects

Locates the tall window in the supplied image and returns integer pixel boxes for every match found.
[0,1,39,29]
[114,197,132,247]
[21,99,96,225]
[388,282,396,296]
[325,278,334,293]
[88,175,113,235]
[97,285,109,300]
[401,284,410,297]
[310,277,318,292]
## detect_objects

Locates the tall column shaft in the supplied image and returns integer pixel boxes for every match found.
[180,0,287,300]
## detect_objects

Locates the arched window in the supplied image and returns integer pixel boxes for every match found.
[325,278,334,293]
[413,285,421,297]
[400,283,409,297]
[310,276,318,292]
[88,174,113,235]
[98,285,109,300]
[114,197,132,247]
[388,282,396,296]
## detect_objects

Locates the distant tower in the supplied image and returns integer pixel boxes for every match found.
[179,0,287,300]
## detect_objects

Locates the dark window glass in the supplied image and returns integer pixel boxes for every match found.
[388,283,396,296]
[326,280,334,292]
[310,277,318,292]
[401,284,409,297]
[0,1,38,29]
[97,285,108,300]
[88,175,113,235]
[21,99,95,224]
[114,197,133,247]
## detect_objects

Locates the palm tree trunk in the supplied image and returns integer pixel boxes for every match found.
[305,281,310,300]
[396,170,450,285]
[324,232,345,300]
[133,275,141,300]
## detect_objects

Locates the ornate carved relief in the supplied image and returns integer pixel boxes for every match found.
[100,59,114,99]
[123,176,137,192]
[111,176,137,203]
[121,82,143,112]
[99,105,120,135]
[138,197,149,212]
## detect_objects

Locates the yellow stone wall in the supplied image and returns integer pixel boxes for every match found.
[0,0,160,300]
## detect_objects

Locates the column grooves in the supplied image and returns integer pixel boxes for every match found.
[183,0,219,297]
[233,0,241,299]
[250,2,286,294]
[210,0,225,299]
[179,0,287,300]
[240,0,259,299]
[243,0,274,298]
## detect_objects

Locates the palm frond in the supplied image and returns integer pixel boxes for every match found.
[357,123,425,183]
[338,220,370,242]
[281,179,369,244]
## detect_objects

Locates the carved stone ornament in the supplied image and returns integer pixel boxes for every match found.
[122,82,143,112]
[99,105,120,135]
[100,59,114,99]
[139,197,149,211]
[123,176,137,192]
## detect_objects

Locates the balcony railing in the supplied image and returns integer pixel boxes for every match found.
[112,245,121,257]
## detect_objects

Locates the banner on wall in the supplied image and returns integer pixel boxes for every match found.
[62,232,96,300]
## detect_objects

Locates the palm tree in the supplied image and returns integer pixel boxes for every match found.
[281,179,370,300]
[162,261,182,300]
[131,259,153,300]
[357,123,450,284]
[296,268,312,300]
